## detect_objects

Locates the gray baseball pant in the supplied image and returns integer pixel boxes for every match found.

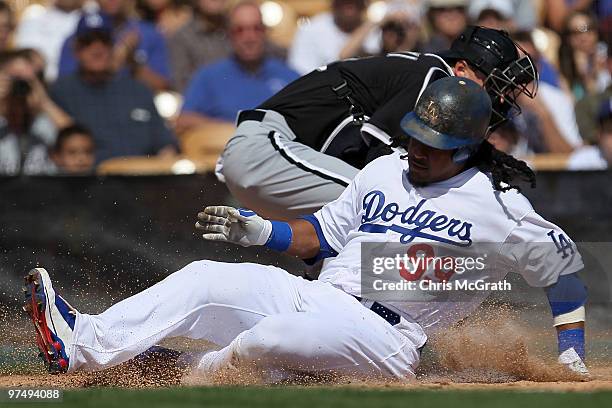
[216,110,359,219]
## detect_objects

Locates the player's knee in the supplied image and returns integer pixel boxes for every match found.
[235,317,318,365]
[235,317,298,362]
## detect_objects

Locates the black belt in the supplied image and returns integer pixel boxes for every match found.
[237,110,266,126]
[354,296,427,354]
[353,296,401,326]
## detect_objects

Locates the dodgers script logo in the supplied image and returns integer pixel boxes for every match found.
[359,190,473,247]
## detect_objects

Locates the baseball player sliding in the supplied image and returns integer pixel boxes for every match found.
[216,26,538,219]
[23,78,587,381]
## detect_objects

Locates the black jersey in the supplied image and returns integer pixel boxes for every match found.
[258,52,454,152]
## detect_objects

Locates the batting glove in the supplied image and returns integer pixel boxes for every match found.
[558,348,589,376]
[196,206,272,247]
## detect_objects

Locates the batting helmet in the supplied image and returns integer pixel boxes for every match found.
[439,26,538,130]
[399,77,491,161]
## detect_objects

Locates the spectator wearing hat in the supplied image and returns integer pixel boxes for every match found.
[288,0,379,75]
[339,0,424,59]
[14,0,84,82]
[58,0,171,92]
[176,1,298,133]
[422,0,468,53]
[568,97,612,170]
[50,21,178,163]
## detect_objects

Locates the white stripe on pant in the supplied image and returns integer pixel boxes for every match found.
[217,110,360,220]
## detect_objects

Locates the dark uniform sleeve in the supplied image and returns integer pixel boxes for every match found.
[362,55,453,145]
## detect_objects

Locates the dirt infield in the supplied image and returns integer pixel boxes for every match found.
[1,367,611,392]
[2,305,609,392]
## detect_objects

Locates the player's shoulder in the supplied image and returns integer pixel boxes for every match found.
[469,170,535,220]
[354,151,405,186]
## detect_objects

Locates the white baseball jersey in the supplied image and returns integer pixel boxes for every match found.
[315,152,584,333]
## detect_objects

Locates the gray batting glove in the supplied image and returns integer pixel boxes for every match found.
[558,348,589,376]
[196,206,272,247]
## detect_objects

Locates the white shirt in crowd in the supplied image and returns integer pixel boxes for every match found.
[538,82,584,149]
[568,145,608,170]
[15,6,82,82]
[288,13,380,75]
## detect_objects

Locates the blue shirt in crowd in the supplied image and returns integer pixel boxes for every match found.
[181,57,299,122]
[50,74,178,163]
[58,20,171,81]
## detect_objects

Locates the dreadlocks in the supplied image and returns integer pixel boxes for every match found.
[468,141,536,192]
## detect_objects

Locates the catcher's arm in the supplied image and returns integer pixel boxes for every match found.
[545,272,588,375]
[195,206,323,260]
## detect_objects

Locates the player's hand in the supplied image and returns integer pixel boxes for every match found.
[196,206,272,247]
[558,348,589,376]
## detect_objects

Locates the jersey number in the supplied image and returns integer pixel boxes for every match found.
[398,244,455,283]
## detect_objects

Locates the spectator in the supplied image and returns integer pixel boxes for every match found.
[0,1,13,52]
[575,84,612,144]
[514,32,582,153]
[422,0,468,53]
[176,1,298,133]
[169,0,231,91]
[510,30,563,90]
[58,1,172,92]
[135,0,192,37]
[288,0,377,75]
[542,0,594,33]
[569,97,612,169]
[14,0,84,82]
[340,1,423,59]
[468,0,515,32]
[50,21,178,163]
[50,124,96,174]
[0,50,72,175]
[558,11,610,101]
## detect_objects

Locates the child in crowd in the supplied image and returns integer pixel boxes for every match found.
[50,124,95,175]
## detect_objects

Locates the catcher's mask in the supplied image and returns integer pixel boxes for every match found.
[439,25,539,132]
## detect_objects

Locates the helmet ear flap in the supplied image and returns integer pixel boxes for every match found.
[452,146,475,163]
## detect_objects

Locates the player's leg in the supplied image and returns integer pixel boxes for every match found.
[193,281,425,381]
[24,261,305,373]
[218,119,359,220]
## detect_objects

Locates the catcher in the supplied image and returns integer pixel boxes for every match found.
[216,26,538,219]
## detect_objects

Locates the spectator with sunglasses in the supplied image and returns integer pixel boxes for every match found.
[558,11,610,101]
[176,1,297,134]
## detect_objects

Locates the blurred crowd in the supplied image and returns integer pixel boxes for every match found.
[0,0,611,176]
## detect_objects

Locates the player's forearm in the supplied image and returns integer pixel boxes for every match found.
[285,219,321,259]
[546,273,588,373]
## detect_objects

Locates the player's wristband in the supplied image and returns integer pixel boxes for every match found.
[264,221,292,252]
[558,328,585,360]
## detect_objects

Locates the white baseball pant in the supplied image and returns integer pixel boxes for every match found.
[68,260,424,380]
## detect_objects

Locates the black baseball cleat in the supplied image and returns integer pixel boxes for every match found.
[23,268,77,374]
